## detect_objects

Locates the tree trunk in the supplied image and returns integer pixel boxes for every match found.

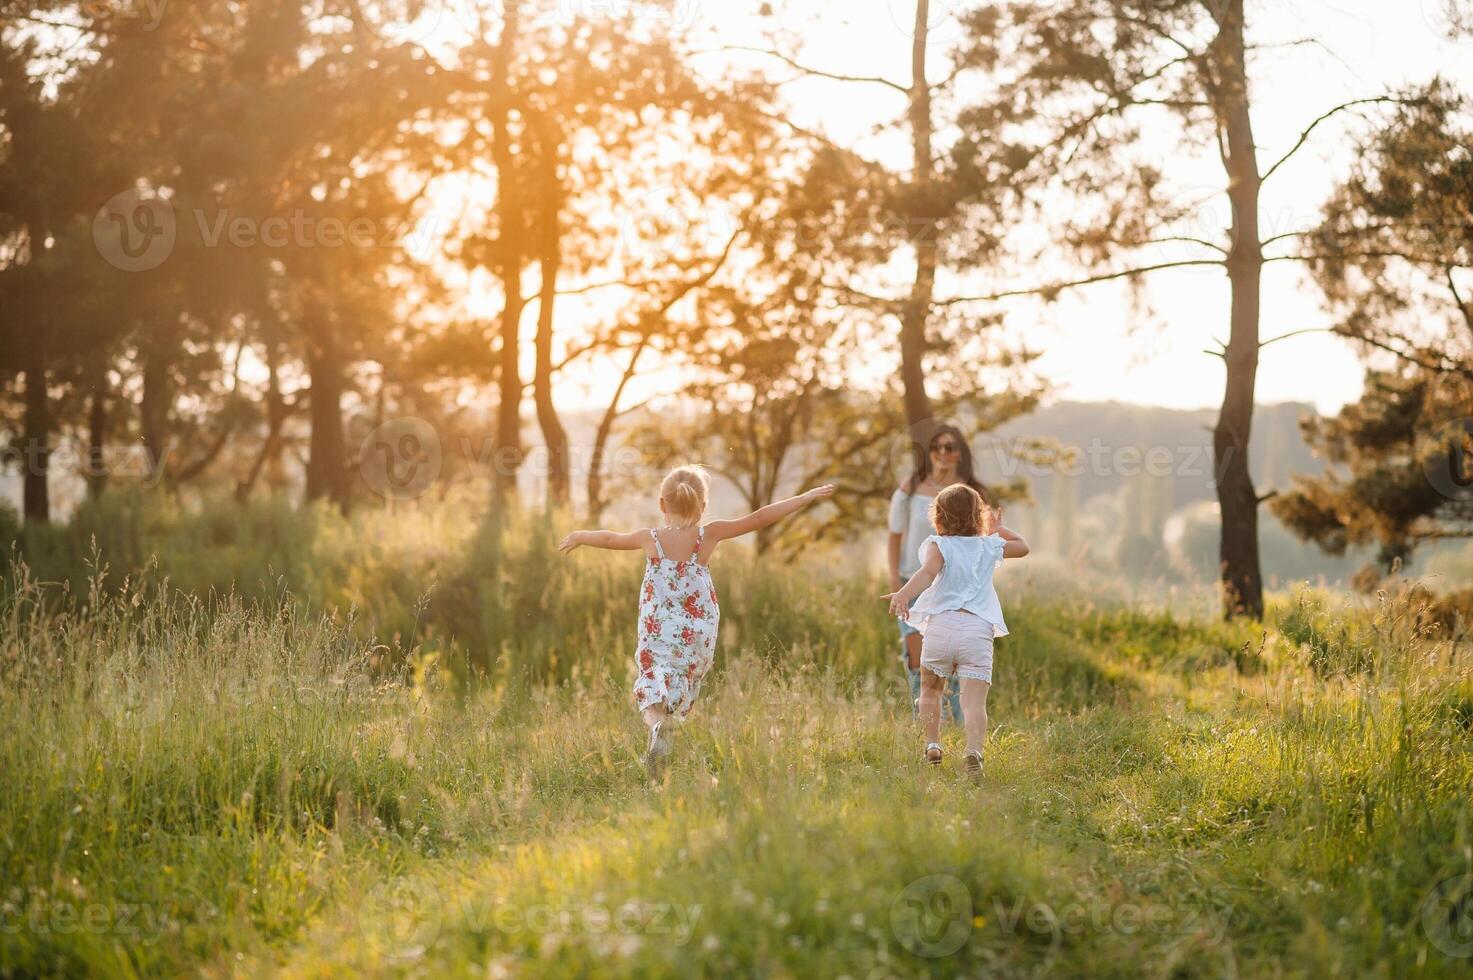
[237,340,287,501]
[489,3,525,506]
[898,0,937,434]
[587,335,649,524]
[304,323,349,512]
[533,120,571,510]
[21,350,50,524]
[87,371,107,500]
[1211,0,1265,620]
[140,339,170,484]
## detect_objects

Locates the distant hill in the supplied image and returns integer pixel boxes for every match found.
[980,399,1320,510]
[974,400,1390,588]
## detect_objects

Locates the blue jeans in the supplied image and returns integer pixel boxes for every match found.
[900,599,963,723]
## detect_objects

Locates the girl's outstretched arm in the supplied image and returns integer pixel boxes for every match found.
[881,541,944,617]
[995,525,1030,559]
[704,485,836,543]
[986,509,1031,559]
[558,529,648,554]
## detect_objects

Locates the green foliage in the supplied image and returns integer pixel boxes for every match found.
[1276,592,1383,677]
[3,505,1473,976]
[1274,85,1473,586]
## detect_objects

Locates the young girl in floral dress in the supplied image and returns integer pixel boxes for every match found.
[559,465,835,778]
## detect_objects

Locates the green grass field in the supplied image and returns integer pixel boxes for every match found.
[2,499,1472,977]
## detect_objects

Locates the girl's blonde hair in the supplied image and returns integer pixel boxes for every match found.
[930,484,989,537]
[659,465,710,528]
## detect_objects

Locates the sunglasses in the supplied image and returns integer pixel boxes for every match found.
[930,441,962,455]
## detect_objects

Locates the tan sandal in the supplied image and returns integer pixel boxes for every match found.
[924,742,943,767]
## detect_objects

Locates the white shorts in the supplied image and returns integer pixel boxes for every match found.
[920,610,995,683]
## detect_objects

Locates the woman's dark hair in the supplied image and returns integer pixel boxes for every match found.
[905,423,990,502]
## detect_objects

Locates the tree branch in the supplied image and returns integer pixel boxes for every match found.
[1449,267,1473,336]
[1260,327,1331,349]
[711,45,910,94]
[934,259,1224,306]
[1262,97,1413,182]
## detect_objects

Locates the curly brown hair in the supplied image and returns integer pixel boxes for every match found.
[929,484,987,537]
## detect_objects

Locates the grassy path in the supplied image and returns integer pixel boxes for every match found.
[5,596,1470,977]
[238,612,1471,978]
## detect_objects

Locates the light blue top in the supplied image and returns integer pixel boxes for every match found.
[905,534,1009,638]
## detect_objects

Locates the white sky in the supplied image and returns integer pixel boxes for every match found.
[675,0,1473,415]
[486,0,1470,416]
[34,1,1466,418]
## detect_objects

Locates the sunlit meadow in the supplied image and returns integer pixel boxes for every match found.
[6,1,1473,976]
[1,495,1471,977]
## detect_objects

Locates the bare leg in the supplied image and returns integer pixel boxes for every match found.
[959,679,991,757]
[919,669,946,752]
[905,632,923,671]
[642,704,668,731]
[641,704,673,779]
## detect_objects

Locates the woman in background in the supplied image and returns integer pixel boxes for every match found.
[887,424,991,723]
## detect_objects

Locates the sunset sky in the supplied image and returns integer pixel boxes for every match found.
[703,0,1473,414]
[308,0,1473,417]
[64,1,1466,419]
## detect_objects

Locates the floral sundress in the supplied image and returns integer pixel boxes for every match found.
[633,526,720,720]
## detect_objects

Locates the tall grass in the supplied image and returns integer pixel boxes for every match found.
[1,495,1471,977]
[4,490,896,685]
